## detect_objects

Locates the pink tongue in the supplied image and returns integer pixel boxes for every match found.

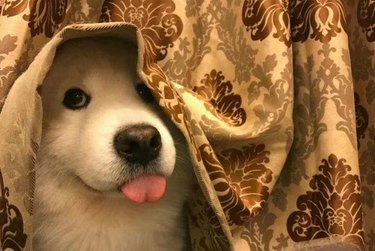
[121,175,166,203]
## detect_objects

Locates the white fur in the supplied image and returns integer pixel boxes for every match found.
[33,38,194,251]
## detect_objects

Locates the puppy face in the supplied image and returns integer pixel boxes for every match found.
[39,38,177,193]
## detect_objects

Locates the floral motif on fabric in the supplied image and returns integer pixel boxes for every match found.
[290,0,347,43]
[0,0,28,16]
[240,205,278,251]
[193,69,246,126]
[347,27,375,107]
[142,61,185,125]
[26,0,68,37]
[162,13,213,88]
[247,53,292,136]
[213,1,257,84]
[271,186,288,211]
[163,1,256,86]
[199,143,272,226]
[0,35,18,111]
[282,44,356,186]
[354,93,369,149]
[287,154,364,249]
[242,0,348,44]
[242,0,291,47]
[99,0,185,128]
[319,45,356,148]
[189,187,230,251]
[100,0,183,62]
[357,0,375,42]
[63,0,103,25]
[0,171,27,251]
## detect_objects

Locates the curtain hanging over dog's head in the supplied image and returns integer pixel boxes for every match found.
[0,1,370,250]
[0,23,239,250]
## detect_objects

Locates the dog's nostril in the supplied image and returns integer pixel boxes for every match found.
[114,125,162,165]
[150,134,161,150]
[119,140,137,155]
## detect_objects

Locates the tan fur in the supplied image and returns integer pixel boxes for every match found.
[33,38,194,251]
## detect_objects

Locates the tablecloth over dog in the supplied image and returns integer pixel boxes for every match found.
[0,1,374,251]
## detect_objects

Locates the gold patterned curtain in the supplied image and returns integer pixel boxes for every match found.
[0,0,374,250]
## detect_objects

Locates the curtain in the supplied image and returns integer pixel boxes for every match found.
[0,0,374,250]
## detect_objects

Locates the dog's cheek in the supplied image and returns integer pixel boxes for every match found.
[74,135,121,189]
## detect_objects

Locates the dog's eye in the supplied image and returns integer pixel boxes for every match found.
[136,82,155,103]
[63,88,91,110]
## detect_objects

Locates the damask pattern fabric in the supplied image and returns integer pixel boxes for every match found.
[0,0,373,250]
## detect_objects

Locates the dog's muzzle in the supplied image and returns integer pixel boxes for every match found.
[114,124,167,204]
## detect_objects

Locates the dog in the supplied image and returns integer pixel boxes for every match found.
[33,37,195,251]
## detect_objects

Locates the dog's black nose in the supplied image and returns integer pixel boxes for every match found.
[114,125,162,165]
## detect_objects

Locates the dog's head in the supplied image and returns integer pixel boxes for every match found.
[39,38,184,202]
